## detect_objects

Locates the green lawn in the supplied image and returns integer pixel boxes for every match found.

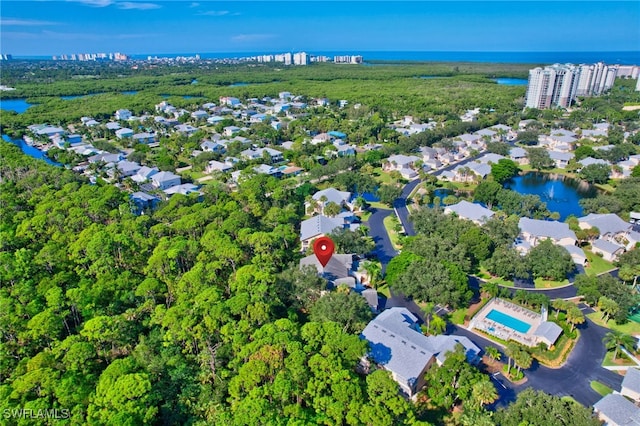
[371,167,394,185]
[376,283,391,299]
[584,250,615,276]
[476,268,515,287]
[369,201,392,210]
[449,309,467,325]
[603,349,637,367]
[533,277,570,289]
[590,381,613,397]
[359,211,372,222]
[587,312,640,335]
[383,215,403,250]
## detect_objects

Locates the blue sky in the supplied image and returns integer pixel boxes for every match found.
[1,1,639,56]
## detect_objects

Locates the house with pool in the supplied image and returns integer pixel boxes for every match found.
[470,298,563,348]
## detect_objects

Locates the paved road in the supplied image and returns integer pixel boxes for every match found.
[366,207,398,274]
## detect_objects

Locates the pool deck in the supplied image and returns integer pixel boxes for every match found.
[470,298,544,347]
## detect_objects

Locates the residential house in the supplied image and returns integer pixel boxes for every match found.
[191,110,209,120]
[299,253,356,287]
[115,109,132,121]
[131,166,158,183]
[457,133,483,146]
[281,166,304,178]
[202,102,216,110]
[253,164,282,178]
[581,122,610,140]
[578,213,631,243]
[250,113,270,123]
[241,147,283,163]
[111,160,140,178]
[309,188,352,214]
[311,133,332,145]
[115,128,134,139]
[164,183,202,197]
[360,308,481,397]
[509,147,529,165]
[490,124,516,140]
[224,126,241,137]
[219,96,240,106]
[299,214,349,251]
[622,368,640,402]
[174,124,198,136]
[579,157,610,168]
[336,144,356,157]
[444,200,495,225]
[200,140,226,154]
[548,151,574,169]
[461,108,480,122]
[130,192,160,215]
[476,153,506,164]
[207,115,225,125]
[384,155,421,172]
[517,218,577,254]
[105,122,121,131]
[88,152,123,164]
[591,239,625,262]
[593,393,640,426]
[132,132,155,144]
[540,129,578,151]
[562,244,588,267]
[361,288,379,313]
[151,171,181,190]
[206,160,232,174]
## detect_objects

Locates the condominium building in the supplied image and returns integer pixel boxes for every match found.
[293,52,309,66]
[526,62,621,109]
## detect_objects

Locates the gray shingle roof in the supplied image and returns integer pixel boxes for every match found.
[312,188,352,206]
[548,151,574,161]
[299,253,353,282]
[360,308,480,393]
[579,213,630,237]
[300,215,345,241]
[519,218,577,241]
[623,368,640,394]
[445,200,494,224]
[594,393,640,426]
[592,239,625,255]
[533,321,562,345]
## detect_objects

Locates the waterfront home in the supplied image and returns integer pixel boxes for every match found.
[151,171,181,190]
[548,151,574,169]
[361,308,480,397]
[593,393,640,426]
[444,200,495,225]
[622,368,640,403]
[509,147,529,165]
[308,188,353,215]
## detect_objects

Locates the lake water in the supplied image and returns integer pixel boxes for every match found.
[493,78,528,86]
[0,98,34,113]
[2,134,61,166]
[229,82,249,87]
[504,173,597,220]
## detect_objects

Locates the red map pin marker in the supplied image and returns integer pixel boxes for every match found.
[313,236,335,267]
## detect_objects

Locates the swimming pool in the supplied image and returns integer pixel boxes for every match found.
[486,309,531,333]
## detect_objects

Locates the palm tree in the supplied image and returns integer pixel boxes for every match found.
[566,305,585,332]
[603,331,636,361]
[362,260,381,289]
[598,296,620,323]
[513,348,532,374]
[482,281,500,298]
[471,380,498,409]
[431,315,447,335]
[504,342,518,375]
[421,302,435,334]
[551,299,570,319]
[485,346,501,363]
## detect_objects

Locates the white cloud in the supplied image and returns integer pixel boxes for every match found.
[189,2,200,7]
[1,18,60,26]
[40,30,157,40]
[231,33,276,42]
[117,2,161,10]
[198,10,230,16]
[67,0,113,7]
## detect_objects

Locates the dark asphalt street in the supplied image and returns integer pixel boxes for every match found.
[365,207,398,274]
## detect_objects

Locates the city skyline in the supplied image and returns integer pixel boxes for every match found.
[2,1,640,56]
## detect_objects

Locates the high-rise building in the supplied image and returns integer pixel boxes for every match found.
[293,52,309,66]
[525,62,620,109]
